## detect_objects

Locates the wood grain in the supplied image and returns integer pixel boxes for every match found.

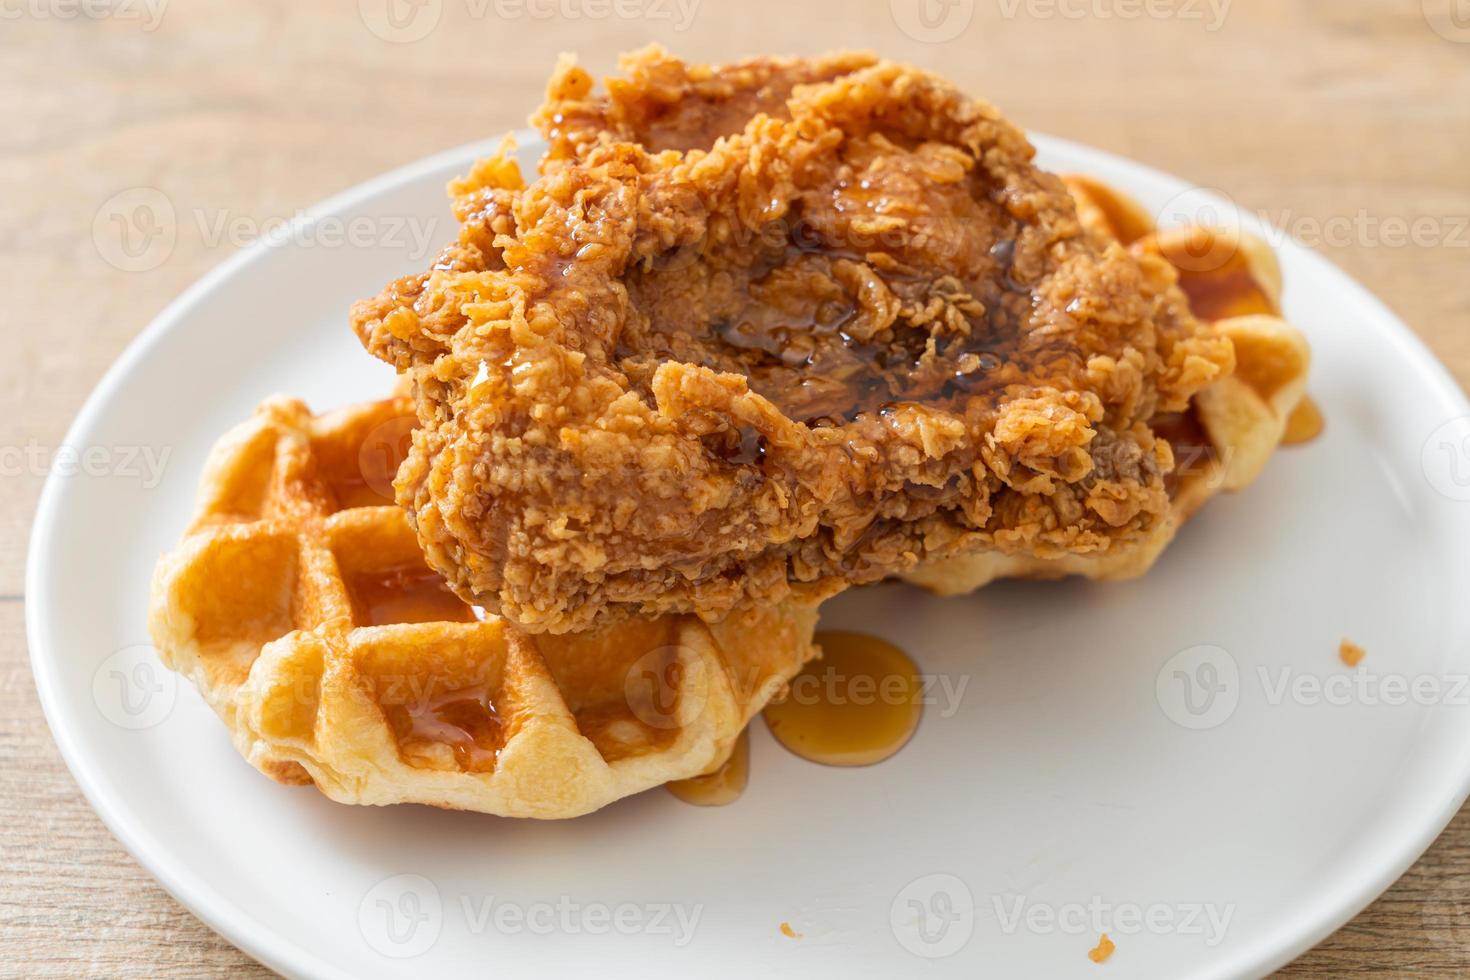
[4,0,1468,974]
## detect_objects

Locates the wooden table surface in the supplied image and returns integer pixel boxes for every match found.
[4,0,1468,975]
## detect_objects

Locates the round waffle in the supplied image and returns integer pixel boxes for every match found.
[903,176,1311,594]
[149,396,819,818]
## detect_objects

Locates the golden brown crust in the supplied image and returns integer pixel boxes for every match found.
[905,184,1311,596]
[352,47,1234,633]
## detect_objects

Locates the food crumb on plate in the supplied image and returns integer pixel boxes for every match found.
[780,921,801,939]
[1340,639,1366,667]
[1088,933,1115,963]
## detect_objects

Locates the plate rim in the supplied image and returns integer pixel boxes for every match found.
[26,130,1470,980]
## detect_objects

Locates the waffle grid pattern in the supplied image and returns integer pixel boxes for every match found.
[149,397,819,817]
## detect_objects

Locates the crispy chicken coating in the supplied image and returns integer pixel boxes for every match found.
[352,47,1234,633]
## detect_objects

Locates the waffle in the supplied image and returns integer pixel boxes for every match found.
[903,176,1311,594]
[148,396,819,818]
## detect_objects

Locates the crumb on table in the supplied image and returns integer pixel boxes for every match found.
[1340,639,1366,667]
[1089,933,1115,964]
[780,921,801,939]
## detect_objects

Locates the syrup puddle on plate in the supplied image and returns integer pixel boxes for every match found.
[1283,395,1324,446]
[667,631,923,806]
[763,630,923,767]
[666,730,749,806]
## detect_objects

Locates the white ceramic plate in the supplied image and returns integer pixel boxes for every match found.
[29,133,1470,979]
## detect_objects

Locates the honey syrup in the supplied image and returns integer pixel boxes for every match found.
[666,729,750,806]
[763,631,922,767]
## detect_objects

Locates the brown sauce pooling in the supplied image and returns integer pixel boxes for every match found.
[1174,260,1277,322]
[318,406,416,511]
[666,729,750,806]
[347,565,478,626]
[385,688,502,772]
[763,630,922,767]
[622,236,1019,423]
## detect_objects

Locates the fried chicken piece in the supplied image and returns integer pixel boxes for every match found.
[352,47,1234,633]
